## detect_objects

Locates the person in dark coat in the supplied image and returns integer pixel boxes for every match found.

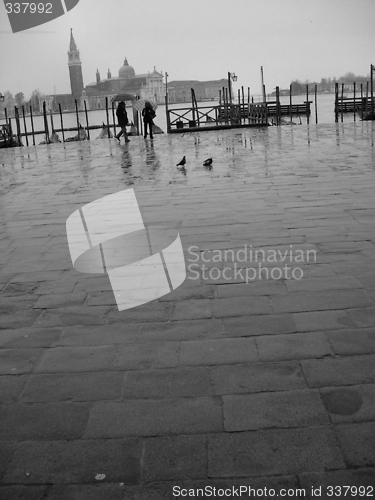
[115,101,130,142]
[142,102,155,139]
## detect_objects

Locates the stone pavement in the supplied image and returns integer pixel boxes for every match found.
[0,122,375,499]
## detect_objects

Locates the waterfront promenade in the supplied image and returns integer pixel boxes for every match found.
[0,122,375,498]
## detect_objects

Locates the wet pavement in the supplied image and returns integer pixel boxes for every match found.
[1,122,375,498]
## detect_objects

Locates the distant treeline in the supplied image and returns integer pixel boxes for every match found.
[290,72,371,93]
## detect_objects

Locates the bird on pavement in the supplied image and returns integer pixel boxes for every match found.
[203,158,213,167]
[176,156,186,167]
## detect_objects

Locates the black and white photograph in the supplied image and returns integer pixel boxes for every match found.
[1,0,375,498]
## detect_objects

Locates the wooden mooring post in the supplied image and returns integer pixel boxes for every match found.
[289,84,293,123]
[29,106,36,145]
[314,84,318,124]
[334,83,339,123]
[105,97,110,138]
[371,64,374,118]
[306,85,309,125]
[84,101,90,140]
[15,107,22,145]
[58,104,65,142]
[21,106,29,146]
[275,86,280,125]
[74,99,80,139]
[353,82,356,122]
[341,83,344,122]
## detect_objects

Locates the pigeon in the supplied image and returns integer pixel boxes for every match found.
[176,156,186,167]
[203,158,213,167]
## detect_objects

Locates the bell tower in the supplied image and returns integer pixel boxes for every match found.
[68,29,84,98]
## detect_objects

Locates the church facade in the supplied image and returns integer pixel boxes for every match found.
[45,30,227,112]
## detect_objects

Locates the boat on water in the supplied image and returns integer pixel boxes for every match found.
[358,109,375,121]
[0,124,22,148]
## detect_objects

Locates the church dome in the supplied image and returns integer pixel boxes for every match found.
[119,58,135,78]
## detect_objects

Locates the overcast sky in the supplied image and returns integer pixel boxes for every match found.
[1,0,375,99]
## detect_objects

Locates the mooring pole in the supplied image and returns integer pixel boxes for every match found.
[21,106,29,146]
[371,64,374,118]
[105,97,110,138]
[29,106,35,145]
[74,99,80,139]
[84,100,90,140]
[353,82,356,122]
[290,84,293,123]
[341,83,344,122]
[334,83,339,123]
[58,104,65,142]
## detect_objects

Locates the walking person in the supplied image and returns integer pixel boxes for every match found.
[142,101,156,139]
[115,101,130,142]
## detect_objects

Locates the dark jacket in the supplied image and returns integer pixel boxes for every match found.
[142,107,155,123]
[116,106,128,127]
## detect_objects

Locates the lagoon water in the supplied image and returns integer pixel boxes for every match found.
[0,93,360,142]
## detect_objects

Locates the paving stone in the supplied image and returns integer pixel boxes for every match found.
[85,291,117,306]
[299,469,375,497]
[1,282,40,296]
[56,324,140,347]
[0,375,28,402]
[10,271,65,283]
[293,309,357,332]
[138,318,224,341]
[0,348,43,374]
[223,314,297,337]
[335,422,375,467]
[0,328,62,348]
[73,276,114,293]
[0,310,42,330]
[142,435,207,481]
[223,389,329,431]
[160,284,216,301]
[0,402,90,440]
[19,371,125,402]
[349,307,375,327]
[257,331,332,361]
[320,384,375,424]
[358,274,375,288]
[36,280,77,295]
[34,306,110,327]
[179,337,258,366]
[123,367,214,399]
[272,290,373,313]
[108,302,170,324]
[0,486,47,500]
[285,276,364,293]
[85,398,223,438]
[0,442,16,482]
[208,427,344,477]
[212,296,271,318]
[211,361,306,395]
[301,355,375,387]
[114,342,179,370]
[4,438,141,485]
[170,300,212,321]
[44,484,126,500]
[33,293,86,309]
[217,281,287,298]
[327,328,375,355]
[34,345,116,373]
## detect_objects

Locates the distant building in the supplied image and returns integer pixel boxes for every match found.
[167,79,228,103]
[41,31,228,113]
[84,59,165,109]
[330,83,355,92]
